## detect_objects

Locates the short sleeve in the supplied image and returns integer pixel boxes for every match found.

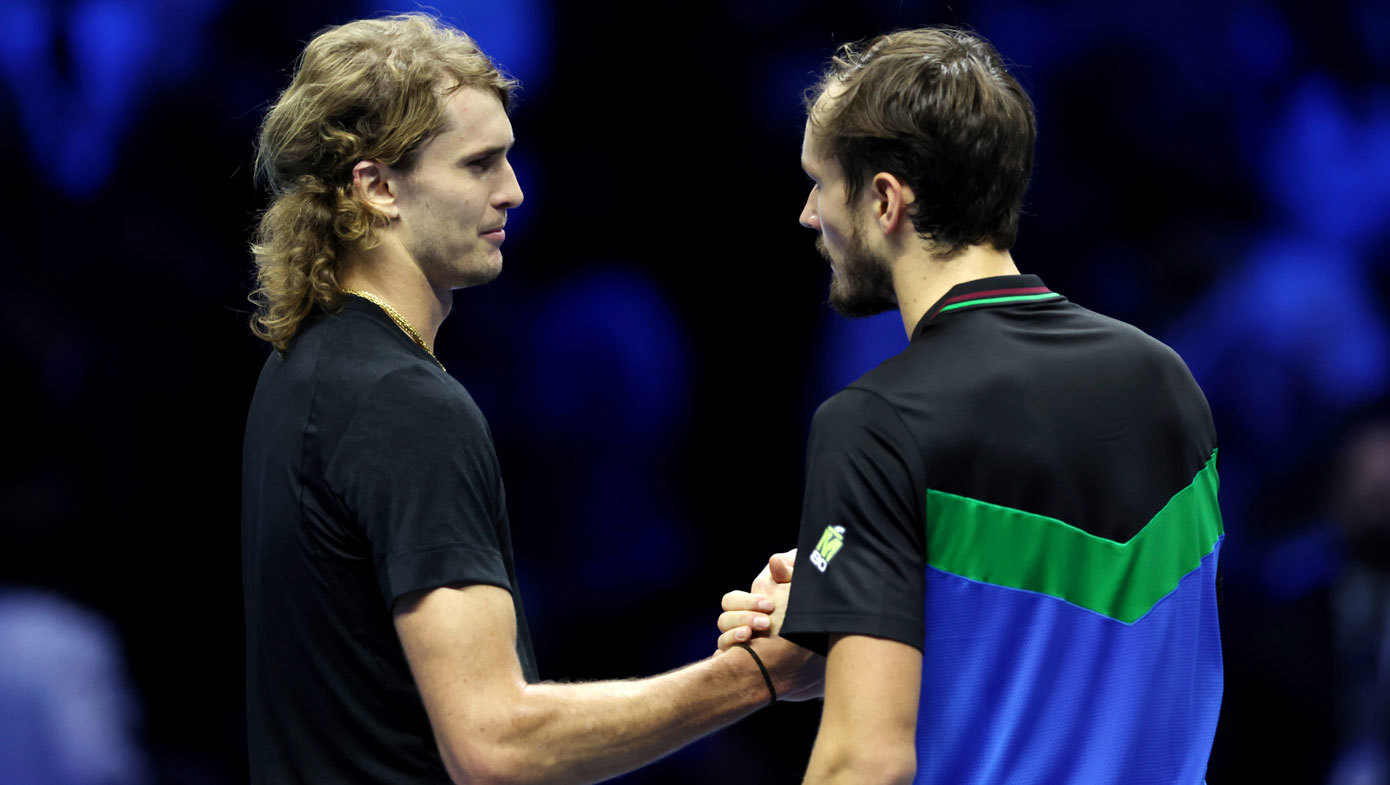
[325,366,512,609]
[780,388,927,655]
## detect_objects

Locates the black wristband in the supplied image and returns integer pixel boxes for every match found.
[734,642,777,706]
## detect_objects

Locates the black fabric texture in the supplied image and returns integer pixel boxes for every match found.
[242,296,538,784]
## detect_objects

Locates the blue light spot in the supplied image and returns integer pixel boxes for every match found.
[1263,78,1390,243]
[1228,1,1291,80]
[0,592,152,785]
[0,2,48,76]
[519,267,691,445]
[1259,524,1345,602]
[817,309,907,400]
[0,0,225,198]
[62,0,158,192]
[73,1,156,105]
[365,0,552,91]
[1166,239,1390,456]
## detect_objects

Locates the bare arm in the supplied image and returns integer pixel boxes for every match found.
[395,582,812,785]
[802,634,921,785]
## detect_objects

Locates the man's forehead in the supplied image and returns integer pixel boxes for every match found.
[801,89,841,164]
[800,118,827,172]
[432,87,514,152]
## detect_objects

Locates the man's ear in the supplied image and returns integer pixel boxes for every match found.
[870,172,915,236]
[351,160,400,220]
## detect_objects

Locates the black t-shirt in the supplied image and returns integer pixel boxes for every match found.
[242,295,538,784]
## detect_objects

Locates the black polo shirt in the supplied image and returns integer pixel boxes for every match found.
[781,274,1223,785]
[242,295,538,784]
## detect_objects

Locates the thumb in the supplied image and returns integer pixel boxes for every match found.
[769,549,796,583]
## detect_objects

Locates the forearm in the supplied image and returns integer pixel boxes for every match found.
[803,745,916,785]
[476,650,770,785]
[800,635,921,785]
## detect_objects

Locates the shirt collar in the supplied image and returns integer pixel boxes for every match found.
[911,274,1064,339]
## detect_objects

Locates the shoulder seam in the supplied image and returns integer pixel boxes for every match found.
[840,385,929,485]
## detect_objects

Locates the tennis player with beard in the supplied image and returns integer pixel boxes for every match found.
[718,27,1223,785]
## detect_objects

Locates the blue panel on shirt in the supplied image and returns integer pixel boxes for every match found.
[915,539,1223,785]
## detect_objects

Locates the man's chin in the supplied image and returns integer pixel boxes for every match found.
[828,287,897,318]
[450,258,503,290]
[829,300,897,318]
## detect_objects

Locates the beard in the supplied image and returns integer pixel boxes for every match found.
[819,223,897,318]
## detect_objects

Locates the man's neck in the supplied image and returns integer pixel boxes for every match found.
[339,241,450,350]
[891,244,1021,337]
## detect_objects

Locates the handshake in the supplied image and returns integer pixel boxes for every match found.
[712,549,825,702]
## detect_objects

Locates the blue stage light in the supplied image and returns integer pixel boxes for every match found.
[0,0,224,198]
[816,309,908,402]
[1263,78,1390,244]
[364,0,552,91]
[518,267,691,445]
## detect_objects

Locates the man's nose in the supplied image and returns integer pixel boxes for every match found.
[799,202,819,230]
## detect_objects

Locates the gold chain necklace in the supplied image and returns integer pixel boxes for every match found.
[341,289,446,372]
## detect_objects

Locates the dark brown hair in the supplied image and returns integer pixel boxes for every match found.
[807,28,1036,257]
[249,13,517,351]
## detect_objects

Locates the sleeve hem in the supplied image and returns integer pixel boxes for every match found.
[780,612,924,656]
[381,542,511,609]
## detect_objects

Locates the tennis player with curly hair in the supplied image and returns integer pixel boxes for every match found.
[241,14,819,784]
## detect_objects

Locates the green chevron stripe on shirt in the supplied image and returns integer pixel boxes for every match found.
[925,450,1221,623]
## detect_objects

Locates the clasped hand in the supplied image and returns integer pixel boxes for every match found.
[713,549,824,701]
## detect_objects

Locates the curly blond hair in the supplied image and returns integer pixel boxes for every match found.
[250,13,517,351]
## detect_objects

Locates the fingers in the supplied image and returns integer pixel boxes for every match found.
[751,549,797,595]
[716,625,755,651]
[720,551,797,653]
[722,590,775,613]
[768,549,796,584]
[719,609,771,635]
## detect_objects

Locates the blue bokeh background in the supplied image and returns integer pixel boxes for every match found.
[2,0,1388,782]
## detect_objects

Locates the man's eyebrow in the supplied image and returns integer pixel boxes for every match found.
[462,141,514,161]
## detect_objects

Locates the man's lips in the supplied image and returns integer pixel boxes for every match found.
[481,226,506,242]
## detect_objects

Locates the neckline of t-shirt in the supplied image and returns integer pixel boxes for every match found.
[339,294,441,368]
[912,274,1061,338]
